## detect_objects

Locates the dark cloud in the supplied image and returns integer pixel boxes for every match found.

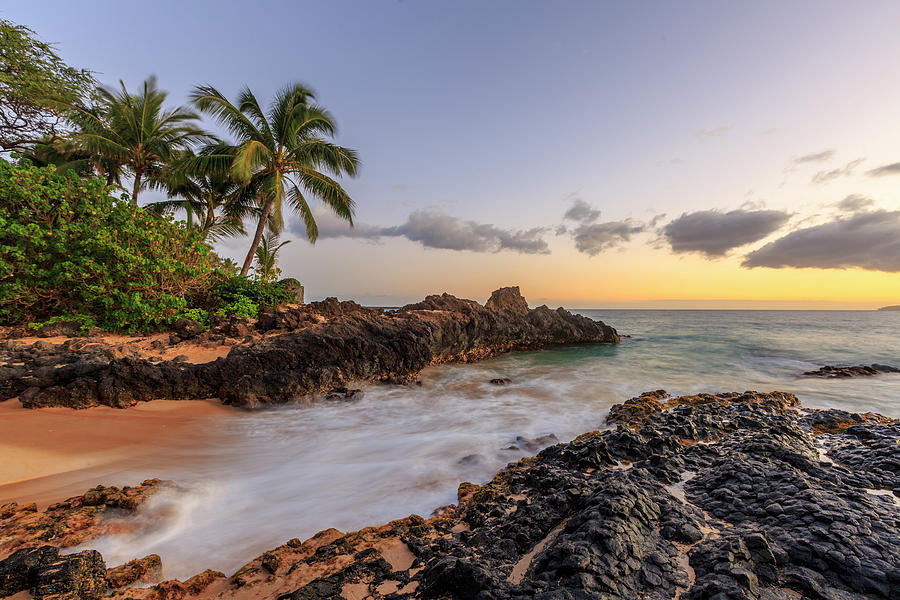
[571,220,644,255]
[312,207,550,254]
[385,209,549,254]
[866,161,900,177]
[837,194,874,213]
[742,210,900,272]
[661,209,790,257]
[560,198,643,254]
[793,150,835,164]
[811,158,864,184]
[563,198,601,223]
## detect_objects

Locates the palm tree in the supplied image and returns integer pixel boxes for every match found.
[145,151,255,241]
[254,232,291,282]
[189,83,359,276]
[19,137,95,178]
[60,76,209,202]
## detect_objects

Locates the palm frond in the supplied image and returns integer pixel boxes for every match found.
[287,182,319,242]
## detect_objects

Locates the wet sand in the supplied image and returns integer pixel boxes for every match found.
[0,399,237,506]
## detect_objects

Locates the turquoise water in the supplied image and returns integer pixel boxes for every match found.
[572,309,900,415]
[81,310,899,578]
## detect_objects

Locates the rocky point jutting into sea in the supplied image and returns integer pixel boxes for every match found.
[0,287,619,409]
[1,389,898,599]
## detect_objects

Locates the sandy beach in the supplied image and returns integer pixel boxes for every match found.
[0,399,235,506]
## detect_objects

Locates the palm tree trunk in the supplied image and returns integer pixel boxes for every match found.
[131,171,143,204]
[205,198,216,235]
[240,200,273,277]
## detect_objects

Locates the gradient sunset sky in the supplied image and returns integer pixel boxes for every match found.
[7,1,900,307]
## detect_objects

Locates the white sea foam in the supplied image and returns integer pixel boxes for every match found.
[77,310,900,579]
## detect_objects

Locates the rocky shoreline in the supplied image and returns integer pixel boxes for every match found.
[1,390,898,599]
[0,287,619,409]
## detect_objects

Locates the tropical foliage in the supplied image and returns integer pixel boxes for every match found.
[254,232,290,282]
[0,17,361,331]
[0,161,219,331]
[60,77,209,202]
[211,276,299,319]
[189,83,359,275]
[144,151,253,241]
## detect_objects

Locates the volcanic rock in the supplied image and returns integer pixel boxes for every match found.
[213,389,894,600]
[4,392,900,599]
[0,547,107,600]
[8,287,619,409]
[485,286,529,315]
[803,364,900,378]
[172,318,204,340]
[106,554,162,588]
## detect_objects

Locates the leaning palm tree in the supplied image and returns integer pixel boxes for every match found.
[189,83,359,276]
[254,232,291,282]
[60,76,209,202]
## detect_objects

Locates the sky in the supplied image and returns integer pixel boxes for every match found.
[6,1,900,307]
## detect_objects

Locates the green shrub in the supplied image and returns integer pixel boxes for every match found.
[27,313,97,333]
[211,276,297,319]
[178,307,209,326]
[0,161,219,332]
[216,295,259,319]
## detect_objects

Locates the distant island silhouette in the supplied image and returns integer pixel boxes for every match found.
[877,305,900,311]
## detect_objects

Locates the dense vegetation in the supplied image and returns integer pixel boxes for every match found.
[0,161,298,331]
[0,18,359,332]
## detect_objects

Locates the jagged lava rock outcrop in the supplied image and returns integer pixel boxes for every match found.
[4,287,618,409]
[4,391,897,599]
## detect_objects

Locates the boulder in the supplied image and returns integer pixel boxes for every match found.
[34,321,81,338]
[0,546,61,597]
[33,550,107,600]
[0,547,107,600]
[172,318,204,340]
[803,364,900,378]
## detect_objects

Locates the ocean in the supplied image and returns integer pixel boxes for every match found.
[78,310,900,578]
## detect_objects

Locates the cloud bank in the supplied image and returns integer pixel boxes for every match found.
[742,210,900,272]
[662,209,790,257]
[311,207,550,254]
